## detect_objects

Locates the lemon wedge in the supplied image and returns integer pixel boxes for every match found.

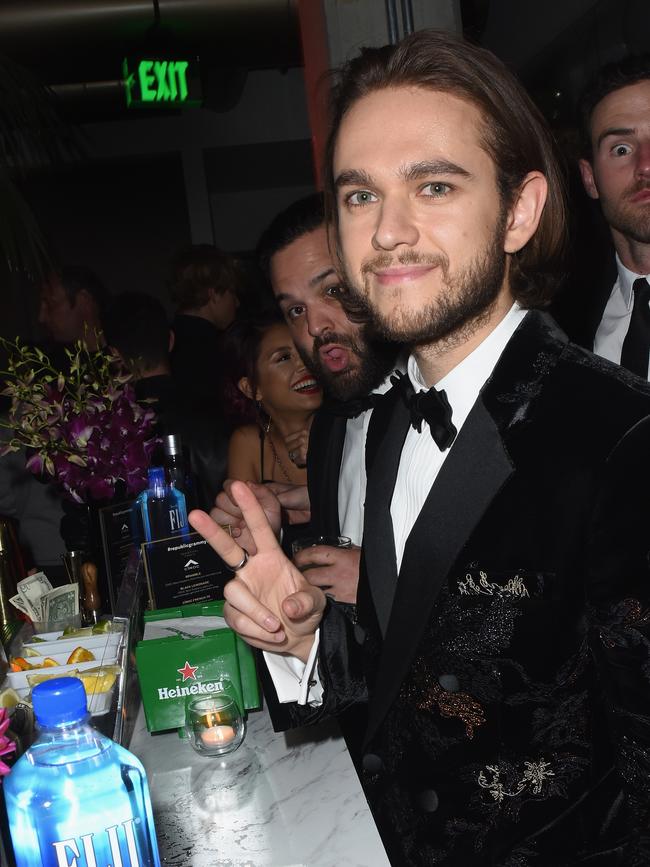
[27,669,80,688]
[78,665,119,694]
[0,688,21,708]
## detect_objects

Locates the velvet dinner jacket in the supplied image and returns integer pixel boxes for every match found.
[291,311,650,866]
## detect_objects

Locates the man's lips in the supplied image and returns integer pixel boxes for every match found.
[372,264,437,286]
[319,344,351,373]
[630,189,650,204]
[292,375,321,395]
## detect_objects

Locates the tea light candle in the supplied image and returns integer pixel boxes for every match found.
[200,724,235,747]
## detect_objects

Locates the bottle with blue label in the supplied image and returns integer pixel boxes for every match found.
[4,677,161,867]
[138,466,189,543]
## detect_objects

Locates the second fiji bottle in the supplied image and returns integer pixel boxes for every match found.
[140,467,189,542]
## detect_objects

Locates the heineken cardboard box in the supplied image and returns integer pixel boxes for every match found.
[136,600,260,734]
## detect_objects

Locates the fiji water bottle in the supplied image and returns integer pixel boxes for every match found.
[4,677,161,867]
[140,466,189,542]
[163,434,196,511]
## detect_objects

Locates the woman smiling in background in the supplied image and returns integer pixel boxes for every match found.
[222,313,322,485]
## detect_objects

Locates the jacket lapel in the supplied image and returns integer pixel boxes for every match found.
[364,399,514,743]
[307,409,347,536]
[362,310,569,744]
[362,384,410,636]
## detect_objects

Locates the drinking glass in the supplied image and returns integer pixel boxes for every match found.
[291,535,352,564]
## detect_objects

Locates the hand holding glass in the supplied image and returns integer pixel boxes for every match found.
[291,535,351,569]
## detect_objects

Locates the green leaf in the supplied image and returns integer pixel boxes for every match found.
[67,454,87,467]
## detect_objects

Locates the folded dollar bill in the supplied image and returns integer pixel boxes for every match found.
[17,572,53,621]
[44,584,79,624]
[9,594,31,617]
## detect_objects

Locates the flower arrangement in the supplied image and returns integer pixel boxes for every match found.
[0,338,158,504]
[0,708,15,775]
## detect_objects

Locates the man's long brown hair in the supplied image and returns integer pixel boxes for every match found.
[324,29,567,309]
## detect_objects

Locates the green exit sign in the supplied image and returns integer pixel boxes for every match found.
[122,58,202,108]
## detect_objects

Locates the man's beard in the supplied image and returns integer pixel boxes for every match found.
[349,211,508,347]
[296,329,399,402]
[600,180,650,244]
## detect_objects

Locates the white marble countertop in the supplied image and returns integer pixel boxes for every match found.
[129,703,390,867]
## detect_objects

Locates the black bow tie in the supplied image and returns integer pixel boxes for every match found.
[327,393,383,419]
[391,371,457,451]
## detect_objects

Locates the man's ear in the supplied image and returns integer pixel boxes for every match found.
[503,171,548,254]
[578,158,599,200]
[237,376,257,401]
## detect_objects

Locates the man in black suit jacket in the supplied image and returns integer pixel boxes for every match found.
[191,31,650,866]
[573,54,650,376]
[216,194,398,604]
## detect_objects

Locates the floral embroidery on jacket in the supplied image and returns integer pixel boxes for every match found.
[477,758,555,802]
[458,570,530,599]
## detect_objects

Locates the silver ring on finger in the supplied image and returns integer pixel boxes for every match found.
[288,450,297,462]
[227,548,249,571]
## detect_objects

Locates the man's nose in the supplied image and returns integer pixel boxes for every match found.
[636,140,650,178]
[306,304,336,337]
[372,196,419,251]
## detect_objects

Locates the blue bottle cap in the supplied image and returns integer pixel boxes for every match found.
[32,677,88,726]
[148,467,165,488]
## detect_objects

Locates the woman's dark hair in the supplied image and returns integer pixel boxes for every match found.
[220,311,286,428]
[323,28,568,308]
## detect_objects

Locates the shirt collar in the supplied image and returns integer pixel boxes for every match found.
[372,352,408,396]
[615,254,650,310]
[407,303,527,430]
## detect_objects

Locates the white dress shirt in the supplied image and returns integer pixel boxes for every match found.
[594,256,650,379]
[338,366,403,545]
[266,304,527,704]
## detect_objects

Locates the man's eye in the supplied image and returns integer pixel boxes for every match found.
[346,190,377,207]
[326,284,346,298]
[286,305,305,320]
[612,144,632,157]
[421,182,451,197]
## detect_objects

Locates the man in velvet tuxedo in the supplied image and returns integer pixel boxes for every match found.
[191,30,650,866]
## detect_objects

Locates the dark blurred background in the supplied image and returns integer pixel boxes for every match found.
[0,0,648,342]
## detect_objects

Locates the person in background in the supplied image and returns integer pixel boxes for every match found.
[168,244,242,415]
[102,291,228,512]
[212,194,400,605]
[0,428,67,584]
[214,198,398,761]
[38,265,108,351]
[222,313,322,486]
[577,53,650,376]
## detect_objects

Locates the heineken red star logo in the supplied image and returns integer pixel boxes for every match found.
[177,660,198,681]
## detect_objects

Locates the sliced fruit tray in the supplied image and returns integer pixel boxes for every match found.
[22,625,124,653]
[4,621,126,716]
